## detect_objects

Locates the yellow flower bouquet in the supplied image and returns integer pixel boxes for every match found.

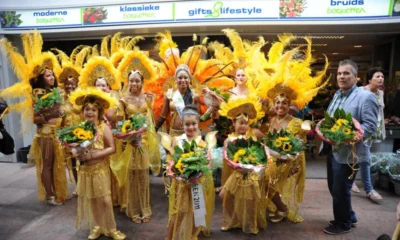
[56,121,98,155]
[224,138,269,175]
[316,108,363,149]
[34,88,63,117]
[167,140,210,183]
[263,129,305,160]
[113,113,147,144]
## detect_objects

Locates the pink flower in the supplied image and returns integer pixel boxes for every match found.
[287,11,296,17]
[291,0,297,3]
[280,1,286,7]
[297,5,303,12]
[288,3,294,10]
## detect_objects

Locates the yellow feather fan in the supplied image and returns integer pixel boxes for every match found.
[155,31,178,60]
[79,56,120,90]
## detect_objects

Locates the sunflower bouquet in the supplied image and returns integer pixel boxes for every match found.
[167,140,210,183]
[224,137,268,175]
[263,129,305,160]
[113,113,148,143]
[316,108,363,149]
[57,121,98,156]
[34,88,63,116]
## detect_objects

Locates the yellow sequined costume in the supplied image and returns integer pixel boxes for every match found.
[115,99,159,222]
[76,122,117,235]
[168,135,215,240]
[28,117,69,203]
[266,118,306,223]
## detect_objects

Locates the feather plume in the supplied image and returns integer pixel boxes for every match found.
[0,39,28,82]
[125,36,145,50]
[51,48,69,66]
[91,45,100,57]
[110,32,122,54]
[222,29,246,60]
[31,31,43,61]
[192,34,198,42]
[100,35,111,58]
[74,47,90,68]
[21,33,33,64]
[201,37,209,45]
[70,45,90,64]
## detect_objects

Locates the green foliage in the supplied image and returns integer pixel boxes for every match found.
[33,88,63,113]
[209,87,230,102]
[129,113,147,130]
[319,108,356,147]
[0,11,23,27]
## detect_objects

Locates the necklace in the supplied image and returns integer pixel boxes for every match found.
[274,114,290,127]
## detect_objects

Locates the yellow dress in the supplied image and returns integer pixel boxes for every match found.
[28,117,68,203]
[61,101,82,183]
[266,118,306,223]
[114,99,160,221]
[76,122,117,235]
[221,130,256,186]
[222,134,267,234]
[168,135,215,240]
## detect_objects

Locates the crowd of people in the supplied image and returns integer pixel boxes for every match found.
[0,29,388,239]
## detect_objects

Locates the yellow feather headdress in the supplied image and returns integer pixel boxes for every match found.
[257,36,330,109]
[116,48,157,84]
[52,46,91,88]
[0,31,61,133]
[69,87,117,112]
[79,56,120,90]
[219,94,264,124]
[155,30,179,60]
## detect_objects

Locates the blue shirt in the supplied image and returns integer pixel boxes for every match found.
[327,85,357,115]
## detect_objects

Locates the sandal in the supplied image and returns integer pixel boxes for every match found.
[367,190,383,202]
[72,191,78,198]
[46,196,63,206]
[351,183,360,193]
[105,229,126,240]
[270,210,288,223]
[88,226,102,240]
[132,216,142,224]
[142,216,151,223]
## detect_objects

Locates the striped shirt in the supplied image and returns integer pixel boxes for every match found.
[327,85,357,115]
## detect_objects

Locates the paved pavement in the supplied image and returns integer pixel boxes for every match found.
[0,159,398,240]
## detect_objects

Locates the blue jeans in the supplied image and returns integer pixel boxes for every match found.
[353,161,373,193]
[327,154,358,229]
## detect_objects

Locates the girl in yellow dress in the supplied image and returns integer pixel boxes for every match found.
[166,105,215,240]
[218,96,267,235]
[0,32,68,205]
[69,87,126,240]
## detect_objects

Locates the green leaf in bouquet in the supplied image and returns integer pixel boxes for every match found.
[183,141,192,152]
[174,146,184,155]
[191,140,197,150]
[346,112,353,123]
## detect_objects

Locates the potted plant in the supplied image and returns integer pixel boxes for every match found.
[389,162,400,196]
[370,154,381,187]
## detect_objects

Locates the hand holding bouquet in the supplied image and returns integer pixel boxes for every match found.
[263,129,304,160]
[57,121,97,157]
[113,113,147,145]
[224,137,268,175]
[316,108,363,149]
[168,140,210,183]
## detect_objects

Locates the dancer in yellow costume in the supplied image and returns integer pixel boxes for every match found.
[114,48,161,223]
[69,87,125,240]
[208,29,268,189]
[256,35,330,223]
[54,47,90,195]
[0,31,68,205]
[161,105,215,240]
[218,95,267,235]
[79,55,125,207]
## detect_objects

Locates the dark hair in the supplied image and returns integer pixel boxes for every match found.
[128,70,144,82]
[182,104,199,119]
[366,67,384,83]
[82,98,105,121]
[338,59,358,75]
[30,70,58,89]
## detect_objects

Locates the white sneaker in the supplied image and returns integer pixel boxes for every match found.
[367,190,383,203]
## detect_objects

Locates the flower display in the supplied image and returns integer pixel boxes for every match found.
[224,138,268,174]
[83,7,108,24]
[168,140,210,182]
[316,108,363,149]
[33,88,63,114]
[279,0,307,18]
[57,121,97,145]
[113,113,147,137]
[263,129,304,158]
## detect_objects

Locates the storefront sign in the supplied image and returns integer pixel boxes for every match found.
[174,0,279,20]
[0,0,397,30]
[279,0,392,19]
